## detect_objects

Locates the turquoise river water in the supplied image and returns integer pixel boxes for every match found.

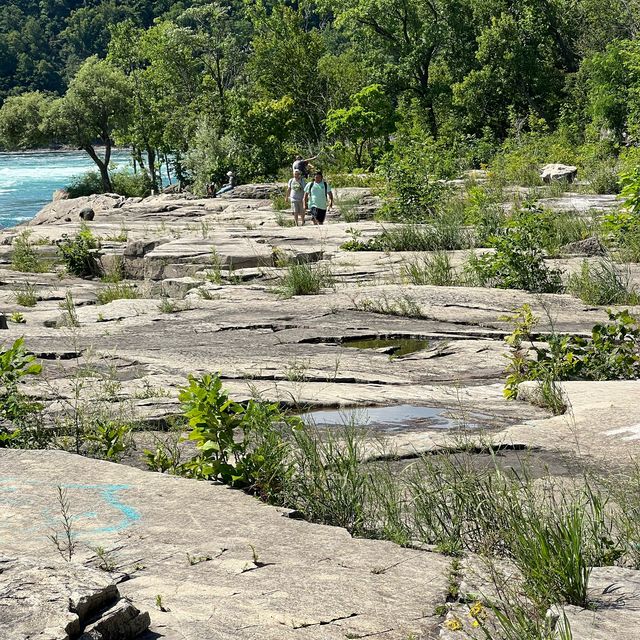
[0,150,131,228]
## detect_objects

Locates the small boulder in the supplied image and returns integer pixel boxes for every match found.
[541,163,578,183]
[52,189,69,201]
[561,236,605,256]
[79,207,95,221]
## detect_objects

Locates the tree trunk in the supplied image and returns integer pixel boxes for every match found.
[164,152,172,185]
[146,147,158,194]
[84,144,113,193]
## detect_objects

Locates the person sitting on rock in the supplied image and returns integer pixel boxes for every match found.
[216,171,236,196]
[285,169,307,226]
[303,170,333,226]
[292,155,317,179]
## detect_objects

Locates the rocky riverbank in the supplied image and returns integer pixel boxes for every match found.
[1,185,640,638]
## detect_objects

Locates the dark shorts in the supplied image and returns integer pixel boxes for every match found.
[311,207,326,223]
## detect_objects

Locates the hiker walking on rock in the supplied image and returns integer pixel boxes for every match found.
[292,154,317,179]
[286,168,307,226]
[304,170,333,226]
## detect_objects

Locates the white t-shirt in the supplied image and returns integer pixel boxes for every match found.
[288,177,306,201]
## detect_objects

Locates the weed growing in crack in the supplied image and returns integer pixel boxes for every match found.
[12,282,38,307]
[402,252,461,286]
[277,262,335,297]
[47,486,77,562]
[11,230,47,273]
[96,283,140,305]
[567,259,639,306]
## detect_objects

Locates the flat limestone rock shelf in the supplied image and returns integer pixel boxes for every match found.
[0,449,451,640]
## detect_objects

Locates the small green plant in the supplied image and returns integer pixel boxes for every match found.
[275,211,296,227]
[9,312,25,324]
[12,282,38,307]
[11,230,46,273]
[59,291,80,327]
[57,224,100,278]
[157,297,189,313]
[101,257,125,283]
[96,283,140,305]
[354,294,422,318]
[270,190,288,211]
[567,259,639,305]
[155,594,168,612]
[87,420,132,462]
[619,166,640,214]
[338,197,360,222]
[93,545,118,571]
[186,552,212,566]
[277,262,335,297]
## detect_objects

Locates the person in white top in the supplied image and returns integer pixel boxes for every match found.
[285,168,307,226]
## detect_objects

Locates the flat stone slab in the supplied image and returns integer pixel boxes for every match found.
[0,449,452,639]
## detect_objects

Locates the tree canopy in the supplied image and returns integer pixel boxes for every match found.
[1,0,640,193]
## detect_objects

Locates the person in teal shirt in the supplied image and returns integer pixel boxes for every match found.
[303,171,334,225]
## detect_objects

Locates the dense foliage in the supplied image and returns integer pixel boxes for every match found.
[2,0,640,194]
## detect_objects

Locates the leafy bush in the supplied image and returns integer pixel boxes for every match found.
[178,374,299,501]
[567,259,639,305]
[377,143,451,222]
[66,171,104,198]
[466,217,563,293]
[66,169,151,198]
[11,231,46,273]
[0,337,43,447]
[57,224,100,278]
[620,166,640,213]
[503,306,640,402]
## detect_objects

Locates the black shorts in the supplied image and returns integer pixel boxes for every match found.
[311,207,326,223]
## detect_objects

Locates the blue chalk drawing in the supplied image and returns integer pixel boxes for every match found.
[0,478,141,536]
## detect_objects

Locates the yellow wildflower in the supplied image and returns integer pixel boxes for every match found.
[444,617,463,631]
[468,601,487,620]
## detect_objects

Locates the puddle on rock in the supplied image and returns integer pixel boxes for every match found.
[300,404,492,433]
[342,337,431,357]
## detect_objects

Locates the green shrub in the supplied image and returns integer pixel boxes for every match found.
[377,145,451,222]
[503,306,640,402]
[277,262,335,297]
[11,231,46,273]
[466,226,563,293]
[178,373,299,500]
[0,337,43,447]
[66,169,151,198]
[66,171,104,198]
[111,170,152,197]
[87,420,132,462]
[96,283,139,305]
[270,190,288,211]
[620,166,640,213]
[57,224,100,278]
[567,259,639,305]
